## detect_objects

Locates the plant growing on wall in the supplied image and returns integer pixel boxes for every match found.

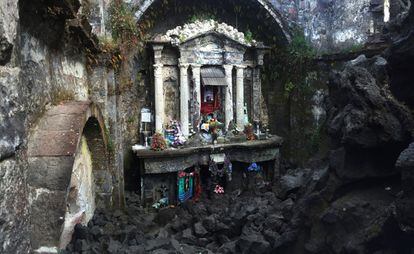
[189,13,217,22]
[262,29,323,164]
[108,0,140,49]
[244,29,253,43]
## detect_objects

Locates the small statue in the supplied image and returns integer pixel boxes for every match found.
[244,123,256,141]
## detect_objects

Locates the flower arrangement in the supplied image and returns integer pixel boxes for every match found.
[151,132,167,151]
[208,119,224,134]
[214,184,224,194]
[244,123,256,141]
[208,119,224,144]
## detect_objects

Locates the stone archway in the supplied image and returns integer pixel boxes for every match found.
[27,101,112,253]
[134,0,291,42]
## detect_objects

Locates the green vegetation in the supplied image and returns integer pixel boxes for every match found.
[342,43,364,54]
[264,29,316,99]
[127,116,136,124]
[104,126,115,153]
[51,90,75,105]
[98,35,118,53]
[85,1,144,71]
[262,29,324,165]
[107,0,140,49]
[189,13,217,22]
[80,0,98,18]
[244,29,253,43]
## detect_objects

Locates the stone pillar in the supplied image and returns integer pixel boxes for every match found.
[223,64,234,130]
[179,62,190,137]
[153,44,164,133]
[236,65,246,130]
[252,50,264,122]
[153,63,164,133]
[252,67,261,122]
[191,64,201,132]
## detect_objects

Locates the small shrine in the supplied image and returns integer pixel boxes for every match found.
[150,20,269,138]
[133,20,282,206]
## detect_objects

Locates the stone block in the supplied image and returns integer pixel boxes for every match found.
[145,154,199,174]
[28,130,80,157]
[37,113,85,132]
[46,101,90,116]
[28,156,74,191]
[29,188,67,250]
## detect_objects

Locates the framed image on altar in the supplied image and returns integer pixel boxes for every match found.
[141,107,152,123]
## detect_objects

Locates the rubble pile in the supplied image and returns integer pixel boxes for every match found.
[64,189,296,254]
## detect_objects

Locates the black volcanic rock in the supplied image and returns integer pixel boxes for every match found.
[385,0,414,108]
[326,56,413,180]
[396,142,414,192]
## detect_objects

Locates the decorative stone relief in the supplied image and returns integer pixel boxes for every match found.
[161,20,256,46]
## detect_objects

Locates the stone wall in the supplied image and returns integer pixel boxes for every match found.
[0,1,29,253]
[268,0,390,53]
[133,0,401,53]
[0,154,30,253]
[0,0,125,252]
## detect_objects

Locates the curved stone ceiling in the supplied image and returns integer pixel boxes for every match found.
[134,0,291,42]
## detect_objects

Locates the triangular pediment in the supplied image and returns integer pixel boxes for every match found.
[156,20,258,47]
[179,31,248,48]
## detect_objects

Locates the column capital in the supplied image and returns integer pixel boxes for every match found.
[152,44,164,51]
[255,51,265,66]
[190,63,202,69]
[178,58,190,68]
[235,64,247,69]
[153,44,164,64]
[223,64,234,74]
[179,63,190,69]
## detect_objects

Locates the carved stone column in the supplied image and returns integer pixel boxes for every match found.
[252,67,261,122]
[153,63,164,133]
[252,50,264,122]
[223,64,234,130]
[152,44,164,133]
[191,64,201,132]
[179,62,190,137]
[236,65,246,130]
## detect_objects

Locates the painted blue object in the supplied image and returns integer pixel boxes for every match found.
[178,173,194,203]
[247,162,261,172]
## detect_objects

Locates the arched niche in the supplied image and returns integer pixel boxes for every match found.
[27,101,113,253]
[135,0,291,44]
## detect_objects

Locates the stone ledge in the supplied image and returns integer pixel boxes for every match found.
[134,136,283,159]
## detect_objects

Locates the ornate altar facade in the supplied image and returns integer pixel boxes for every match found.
[134,20,281,206]
[150,20,269,136]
